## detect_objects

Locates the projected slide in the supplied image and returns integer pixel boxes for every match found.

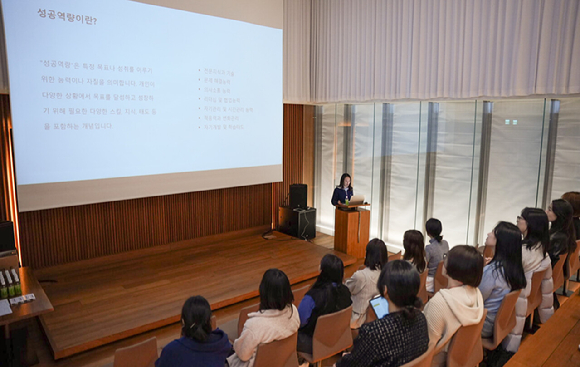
[2,0,283,187]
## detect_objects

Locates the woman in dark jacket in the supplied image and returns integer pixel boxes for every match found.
[156,295,231,367]
[297,254,352,354]
[331,173,354,206]
[546,199,577,267]
[562,192,580,240]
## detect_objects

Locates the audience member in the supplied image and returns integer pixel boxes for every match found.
[425,218,449,292]
[345,238,388,328]
[478,222,526,337]
[546,199,576,267]
[336,261,429,367]
[403,230,427,274]
[423,245,484,366]
[227,269,299,367]
[561,191,580,240]
[297,254,352,354]
[503,208,554,352]
[156,296,231,367]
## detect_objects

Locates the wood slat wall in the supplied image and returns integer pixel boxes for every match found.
[16,104,306,269]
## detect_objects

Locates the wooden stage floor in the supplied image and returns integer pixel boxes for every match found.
[34,227,356,360]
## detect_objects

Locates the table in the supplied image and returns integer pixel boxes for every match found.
[506,293,580,367]
[0,267,54,366]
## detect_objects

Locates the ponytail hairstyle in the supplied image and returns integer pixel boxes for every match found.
[364,238,388,271]
[403,230,427,273]
[181,295,212,342]
[426,218,443,242]
[377,260,422,320]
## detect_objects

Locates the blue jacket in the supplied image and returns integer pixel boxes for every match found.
[331,187,353,206]
[155,329,232,367]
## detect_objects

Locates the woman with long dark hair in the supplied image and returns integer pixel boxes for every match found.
[227,269,299,367]
[345,238,388,328]
[331,173,354,206]
[424,218,449,292]
[478,222,526,337]
[562,192,580,239]
[504,209,554,352]
[337,261,429,367]
[403,230,427,274]
[546,199,577,267]
[297,254,352,354]
[156,296,231,367]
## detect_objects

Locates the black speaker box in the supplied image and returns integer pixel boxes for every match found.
[289,184,307,209]
[0,221,15,252]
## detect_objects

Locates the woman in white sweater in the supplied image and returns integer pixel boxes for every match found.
[503,208,554,352]
[227,269,300,367]
[423,245,485,367]
[345,238,388,328]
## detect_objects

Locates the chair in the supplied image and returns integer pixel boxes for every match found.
[210,314,217,330]
[298,306,353,367]
[418,270,428,305]
[446,309,487,367]
[526,267,548,328]
[292,284,310,307]
[552,253,567,294]
[253,332,299,367]
[365,303,377,324]
[220,303,260,342]
[483,245,495,259]
[388,251,402,262]
[563,243,580,295]
[569,240,580,282]
[434,261,448,294]
[482,290,521,350]
[113,336,158,367]
[400,342,436,367]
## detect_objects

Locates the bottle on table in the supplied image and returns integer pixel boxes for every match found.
[0,272,7,299]
[4,270,14,297]
[10,268,21,296]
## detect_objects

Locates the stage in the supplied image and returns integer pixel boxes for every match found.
[34,226,356,359]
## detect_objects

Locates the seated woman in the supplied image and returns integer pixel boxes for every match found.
[478,222,526,338]
[331,173,353,206]
[403,230,427,274]
[423,245,485,366]
[297,254,352,354]
[424,218,449,292]
[156,295,231,367]
[562,192,580,239]
[345,238,388,328]
[546,198,577,267]
[504,208,554,352]
[227,269,300,367]
[336,260,429,367]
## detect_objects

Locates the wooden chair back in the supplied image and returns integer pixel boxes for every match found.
[299,306,353,364]
[567,241,580,280]
[526,268,548,317]
[482,290,521,350]
[388,251,402,262]
[113,336,157,367]
[483,245,495,259]
[210,315,216,330]
[552,253,567,292]
[447,309,487,367]
[292,285,310,307]
[238,303,260,336]
[253,332,299,367]
[434,261,447,294]
[400,342,436,367]
[365,303,377,324]
[418,270,429,305]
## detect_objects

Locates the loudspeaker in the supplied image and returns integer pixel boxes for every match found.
[0,221,15,252]
[289,184,307,209]
[278,207,316,240]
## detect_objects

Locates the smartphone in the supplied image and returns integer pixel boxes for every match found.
[369,295,389,319]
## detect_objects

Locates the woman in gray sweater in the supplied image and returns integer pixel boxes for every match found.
[425,218,449,292]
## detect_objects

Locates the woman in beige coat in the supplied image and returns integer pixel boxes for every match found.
[345,238,388,328]
[227,269,300,367]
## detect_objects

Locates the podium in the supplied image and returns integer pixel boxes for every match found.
[334,204,370,258]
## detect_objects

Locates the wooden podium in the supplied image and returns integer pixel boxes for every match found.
[334,204,370,258]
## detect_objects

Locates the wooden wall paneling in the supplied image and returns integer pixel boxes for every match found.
[303,105,315,207]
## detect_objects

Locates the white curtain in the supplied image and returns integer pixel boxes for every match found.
[284,0,580,103]
[551,98,580,199]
